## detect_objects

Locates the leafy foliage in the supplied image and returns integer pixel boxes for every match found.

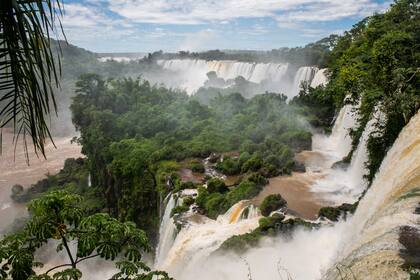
[259,194,287,217]
[295,0,420,184]
[70,75,310,231]
[219,214,318,253]
[0,0,65,157]
[0,191,171,280]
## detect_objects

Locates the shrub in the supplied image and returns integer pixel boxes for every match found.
[170,205,190,217]
[204,193,229,219]
[278,130,312,151]
[260,194,287,217]
[195,186,210,209]
[173,181,198,193]
[188,159,205,173]
[182,196,195,206]
[207,178,228,193]
[258,215,283,231]
[226,180,262,205]
[245,172,268,186]
[219,231,261,253]
[241,155,263,173]
[318,202,357,221]
[216,157,241,175]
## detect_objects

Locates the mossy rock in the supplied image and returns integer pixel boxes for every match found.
[259,194,287,217]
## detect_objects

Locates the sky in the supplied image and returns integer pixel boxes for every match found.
[60,0,392,53]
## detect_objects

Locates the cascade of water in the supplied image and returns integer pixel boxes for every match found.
[290,66,319,98]
[157,200,260,275]
[312,103,358,168]
[310,69,328,88]
[311,107,386,204]
[164,111,420,280]
[157,59,301,95]
[323,110,420,279]
[155,194,177,268]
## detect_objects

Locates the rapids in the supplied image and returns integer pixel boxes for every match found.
[154,104,420,279]
[153,103,359,277]
[324,110,420,279]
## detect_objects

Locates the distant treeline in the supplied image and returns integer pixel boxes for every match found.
[142,35,339,68]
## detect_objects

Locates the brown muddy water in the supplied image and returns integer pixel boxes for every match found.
[252,172,329,220]
[0,129,81,232]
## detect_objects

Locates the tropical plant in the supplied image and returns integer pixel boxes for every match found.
[0,191,172,280]
[0,0,64,157]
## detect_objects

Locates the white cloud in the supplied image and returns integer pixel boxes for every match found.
[178,29,218,51]
[59,0,392,52]
[107,0,388,25]
[62,4,103,27]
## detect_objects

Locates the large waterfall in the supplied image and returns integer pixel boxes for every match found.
[154,109,419,280]
[312,103,358,163]
[324,110,420,279]
[153,104,362,278]
[157,59,325,98]
[155,194,177,268]
[155,201,260,273]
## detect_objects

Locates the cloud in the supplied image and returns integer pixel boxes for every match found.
[59,0,392,52]
[178,29,218,51]
[107,0,388,25]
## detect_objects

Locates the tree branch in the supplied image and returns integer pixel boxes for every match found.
[60,232,76,268]
[45,263,73,275]
[75,253,100,264]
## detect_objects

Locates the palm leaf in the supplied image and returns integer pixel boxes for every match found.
[0,0,64,160]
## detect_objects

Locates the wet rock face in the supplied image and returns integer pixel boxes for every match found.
[399,226,420,270]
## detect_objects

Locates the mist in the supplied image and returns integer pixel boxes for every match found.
[174,222,348,280]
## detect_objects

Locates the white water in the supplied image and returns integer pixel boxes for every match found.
[312,103,358,166]
[310,69,328,88]
[154,104,363,278]
[291,66,319,97]
[311,108,385,204]
[155,194,177,268]
[157,59,321,98]
[156,200,261,275]
[155,109,420,280]
[324,110,420,279]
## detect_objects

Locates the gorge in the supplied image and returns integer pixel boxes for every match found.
[0,1,419,279]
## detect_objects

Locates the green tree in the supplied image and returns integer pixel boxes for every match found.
[0,191,171,280]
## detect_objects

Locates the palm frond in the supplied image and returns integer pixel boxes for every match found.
[0,0,64,160]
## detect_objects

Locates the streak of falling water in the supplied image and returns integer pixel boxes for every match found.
[154,194,177,268]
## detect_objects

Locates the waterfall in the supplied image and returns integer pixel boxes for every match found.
[310,69,328,88]
[158,110,419,280]
[157,59,320,98]
[156,200,261,276]
[155,194,177,268]
[311,107,388,204]
[290,66,318,98]
[152,102,419,279]
[87,173,91,187]
[324,110,420,279]
[310,108,384,204]
[312,103,358,167]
